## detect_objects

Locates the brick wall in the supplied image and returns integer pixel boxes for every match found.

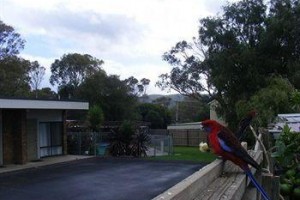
[3,109,27,164]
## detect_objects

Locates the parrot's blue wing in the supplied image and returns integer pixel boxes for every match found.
[217,128,260,170]
[218,137,233,152]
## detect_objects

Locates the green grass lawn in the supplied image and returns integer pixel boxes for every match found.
[147,146,217,163]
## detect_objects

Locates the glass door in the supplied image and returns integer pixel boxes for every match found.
[39,122,63,157]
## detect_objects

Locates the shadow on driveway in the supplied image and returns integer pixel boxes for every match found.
[0,157,205,200]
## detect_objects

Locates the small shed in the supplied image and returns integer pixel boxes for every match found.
[268,113,300,139]
[0,98,89,165]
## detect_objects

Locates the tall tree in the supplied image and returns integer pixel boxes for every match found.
[140,78,150,95]
[0,20,25,59]
[157,0,300,128]
[29,61,45,98]
[50,53,104,98]
[263,0,300,89]
[87,105,104,132]
[0,56,31,97]
[33,87,57,99]
[137,103,171,129]
[124,76,150,96]
[76,71,139,121]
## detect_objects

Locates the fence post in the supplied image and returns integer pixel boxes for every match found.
[262,174,280,200]
[169,135,172,155]
[78,132,81,155]
[160,140,164,153]
[154,138,156,157]
[94,132,96,156]
[186,130,189,146]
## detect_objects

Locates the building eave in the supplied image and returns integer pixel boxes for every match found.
[0,98,89,110]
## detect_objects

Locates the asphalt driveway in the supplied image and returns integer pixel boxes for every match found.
[0,157,204,200]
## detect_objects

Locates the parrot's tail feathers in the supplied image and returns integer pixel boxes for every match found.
[245,170,271,200]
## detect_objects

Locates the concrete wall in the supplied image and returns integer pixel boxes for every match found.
[26,119,38,161]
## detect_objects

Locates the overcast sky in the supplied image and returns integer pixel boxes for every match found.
[0,0,237,94]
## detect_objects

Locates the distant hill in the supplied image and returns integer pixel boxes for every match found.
[138,94,185,107]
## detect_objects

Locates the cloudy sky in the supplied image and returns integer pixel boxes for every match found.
[0,0,236,94]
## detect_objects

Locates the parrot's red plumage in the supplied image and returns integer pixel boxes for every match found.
[201,119,270,200]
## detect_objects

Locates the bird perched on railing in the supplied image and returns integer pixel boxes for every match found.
[235,110,257,141]
[201,119,271,200]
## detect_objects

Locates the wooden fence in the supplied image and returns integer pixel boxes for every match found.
[169,129,207,146]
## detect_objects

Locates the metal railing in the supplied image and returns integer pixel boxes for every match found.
[147,135,173,157]
[67,132,109,156]
[67,131,173,157]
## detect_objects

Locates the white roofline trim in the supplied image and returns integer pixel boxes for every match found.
[0,99,89,110]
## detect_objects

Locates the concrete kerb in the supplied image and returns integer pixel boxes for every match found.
[152,159,223,200]
[0,155,93,174]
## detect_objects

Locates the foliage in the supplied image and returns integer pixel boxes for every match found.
[108,121,152,157]
[0,56,31,97]
[157,0,300,128]
[29,61,45,98]
[50,53,104,98]
[131,127,151,157]
[271,125,300,198]
[272,125,300,169]
[0,20,25,59]
[236,77,295,127]
[152,96,172,107]
[291,90,300,111]
[67,132,103,156]
[87,105,104,132]
[77,71,139,121]
[107,121,135,156]
[28,87,57,99]
[0,21,34,97]
[137,103,171,129]
[124,76,150,96]
[171,96,210,123]
[108,131,127,157]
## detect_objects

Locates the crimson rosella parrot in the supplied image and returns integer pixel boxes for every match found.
[235,110,257,141]
[201,119,270,200]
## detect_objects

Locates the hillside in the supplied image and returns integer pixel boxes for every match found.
[139,94,185,107]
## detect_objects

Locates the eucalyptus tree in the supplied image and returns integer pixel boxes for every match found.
[157,0,300,128]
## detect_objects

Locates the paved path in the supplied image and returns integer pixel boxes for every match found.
[0,157,204,200]
[0,155,91,174]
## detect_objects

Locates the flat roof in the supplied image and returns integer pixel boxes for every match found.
[0,98,89,110]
